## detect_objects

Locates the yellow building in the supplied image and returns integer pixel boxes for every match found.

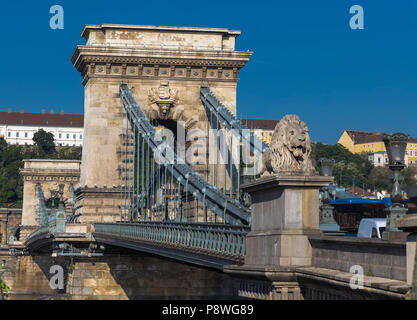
[338,130,417,166]
[240,119,278,145]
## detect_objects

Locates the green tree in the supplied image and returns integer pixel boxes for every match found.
[402,167,417,188]
[311,142,417,193]
[0,138,7,153]
[368,166,392,191]
[33,129,56,157]
[0,140,82,207]
[57,146,82,160]
[311,143,374,189]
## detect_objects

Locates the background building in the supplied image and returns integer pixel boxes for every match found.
[0,109,84,146]
[239,119,278,145]
[368,151,389,167]
[338,130,417,167]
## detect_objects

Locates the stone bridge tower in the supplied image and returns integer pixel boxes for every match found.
[71,24,252,223]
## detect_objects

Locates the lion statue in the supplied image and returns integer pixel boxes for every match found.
[260,114,317,176]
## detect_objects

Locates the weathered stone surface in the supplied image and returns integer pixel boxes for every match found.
[241,175,332,267]
[19,159,81,233]
[70,24,252,223]
[0,250,235,300]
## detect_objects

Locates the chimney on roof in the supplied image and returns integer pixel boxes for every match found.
[41,109,46,114]
[60,110,64,115]
[20,109,24,114]
[50,109,54,114]
[7,108,11,113]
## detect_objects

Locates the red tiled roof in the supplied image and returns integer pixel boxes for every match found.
[0,111,83,127]
[239,119,279,131]
[346,186,376,198]
[346,130,417,144]
[346,130,383,144]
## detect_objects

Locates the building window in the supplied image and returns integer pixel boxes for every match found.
[66,134,69,139]
[80,134,82,139]
[73,134,76,139]
[59,133,62,139]
[7,132,10,137]
[16,132,19,138]
[24,132,28,138]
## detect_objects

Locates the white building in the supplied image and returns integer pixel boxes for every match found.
[0,109,84,146]
[368,151,389,167]
[368,151,409,168]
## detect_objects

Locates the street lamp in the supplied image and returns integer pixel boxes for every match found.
[58,184,65,210]
[50,189,58,208]
[383,133,409,232]
[318,158,339,232]
[319,158,335,177]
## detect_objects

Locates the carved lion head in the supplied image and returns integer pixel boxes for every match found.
[263,114,316,176]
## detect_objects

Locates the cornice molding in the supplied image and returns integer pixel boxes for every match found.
[20,168,80,182]
[71,46,252,75]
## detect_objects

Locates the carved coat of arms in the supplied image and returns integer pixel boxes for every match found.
[148,81,179,120]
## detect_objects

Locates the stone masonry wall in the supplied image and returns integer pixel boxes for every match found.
[67,253,235,300]
[0,250,235,300]
[309,236,406,281]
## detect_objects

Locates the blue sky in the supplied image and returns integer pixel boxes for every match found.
[0,0,416,144]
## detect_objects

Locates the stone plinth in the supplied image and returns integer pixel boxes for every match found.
[224,174,332,300]
[242,175,333,267]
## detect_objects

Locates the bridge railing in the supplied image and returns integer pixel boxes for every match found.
[94,222,249,260]
[25,225,50,245]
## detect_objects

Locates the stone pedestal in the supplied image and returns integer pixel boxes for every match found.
[397,213,417,297]
[224,174,333,300]
[243,175,333,267]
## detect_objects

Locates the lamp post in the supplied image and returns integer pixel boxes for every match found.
[50,189,58,208]
[58,184,65,210]
[318,158,340,232]
[383,133,409,232]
